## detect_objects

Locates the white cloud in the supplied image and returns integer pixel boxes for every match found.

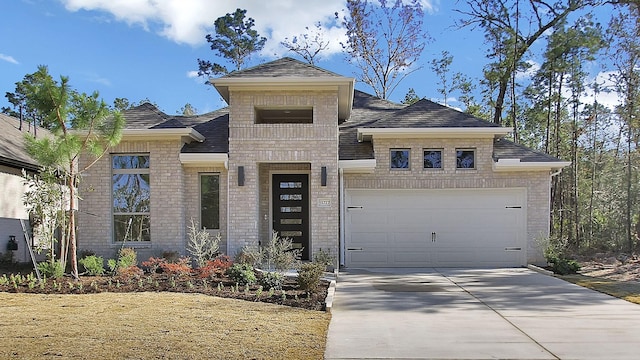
[0,53,19,64]
[81,72,111,86]
[186,70,199,79]
[61,0,346,52]
[61,0,437,59]
[580,71,621,110]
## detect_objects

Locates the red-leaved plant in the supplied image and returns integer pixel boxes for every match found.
[196,255,233,279]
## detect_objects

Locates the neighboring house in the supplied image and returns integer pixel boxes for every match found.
[78,57,569,268]
[0,113,42,263]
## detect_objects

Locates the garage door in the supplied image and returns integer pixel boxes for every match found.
[345,188,526,267]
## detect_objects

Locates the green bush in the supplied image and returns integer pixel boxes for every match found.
[226,263,256,285]
[37,260,64,279]
[297,262,325,292]
[108,248,138,274]
[548,256,581,275]
[258,271,284,290]
[79,255,105,276]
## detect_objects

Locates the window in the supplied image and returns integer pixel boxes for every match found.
[112,155,150,242]
[200,174,220,229]
[255,107,313,124]
[390,149,410,169]
[456,149,476,169]
[423,149,443,169]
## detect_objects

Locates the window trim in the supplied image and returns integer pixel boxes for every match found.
[423,148,443,170]
[111,153,151,243]
[455,148,476,170]
[390,149,411,170]
[199,173,221,230]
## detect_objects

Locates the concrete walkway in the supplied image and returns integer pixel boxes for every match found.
[324,268,640,360]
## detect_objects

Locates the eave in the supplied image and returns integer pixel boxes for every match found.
[357,127,513,142]
[338,159,376,173]
[492,158,572,172]
[120,128,205,143]
[210,77,355,121]
[179,153,228,169]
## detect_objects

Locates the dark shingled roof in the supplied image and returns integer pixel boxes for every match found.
[181,108,230,154]
[338,91,405,160]
[493,138,562,163]
[222,57,343,79]
[368,98,501,128]
[0,113,45,171]
[118,64,563,164]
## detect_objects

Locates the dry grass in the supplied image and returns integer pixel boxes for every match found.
[561,274,640,305]
[0,292,330,359]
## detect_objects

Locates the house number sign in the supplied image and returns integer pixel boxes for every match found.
[318,198,331,207]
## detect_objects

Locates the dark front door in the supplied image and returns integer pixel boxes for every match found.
[272,174,310,260]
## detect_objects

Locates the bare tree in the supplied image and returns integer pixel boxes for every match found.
[337,0,430,99]
[281,22,330,66]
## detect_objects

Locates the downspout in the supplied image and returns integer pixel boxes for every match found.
[226,168,231,256]
[339,168,345,267]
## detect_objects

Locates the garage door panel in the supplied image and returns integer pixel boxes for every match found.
[394,251,431,264]
[350,232,388,248]
[346,189,526,268]
[349,251,388,265]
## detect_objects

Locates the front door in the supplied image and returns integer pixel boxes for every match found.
[272,174,310,260]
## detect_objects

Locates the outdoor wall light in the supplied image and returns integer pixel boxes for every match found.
[321,166,327,186]
[238,166,245,186]
[7,235,18,251]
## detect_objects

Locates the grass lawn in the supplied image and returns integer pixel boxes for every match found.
[560,274,640,305]
[0,292,330,359]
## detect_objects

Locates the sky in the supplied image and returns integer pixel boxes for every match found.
[0,0,618,116]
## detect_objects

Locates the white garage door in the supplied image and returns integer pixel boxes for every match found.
[345,188,527,268]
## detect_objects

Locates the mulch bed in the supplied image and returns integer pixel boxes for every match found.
[0,270,330,311]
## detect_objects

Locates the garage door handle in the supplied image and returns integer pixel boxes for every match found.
[431,232,436,242]
[347,248,363,251]
[504,247,522,251]
[347,206,363,210]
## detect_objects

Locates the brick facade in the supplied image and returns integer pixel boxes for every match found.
[226,90,339,260]
[343,137,551,264]
[78,140,187,261]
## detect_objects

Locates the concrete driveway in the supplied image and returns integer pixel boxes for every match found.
[324,268,640,360]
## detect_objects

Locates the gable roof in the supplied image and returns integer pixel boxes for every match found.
[210,57,355,121]
[369,98,501,128]
[222,57,344,79]
[0,113,44,171]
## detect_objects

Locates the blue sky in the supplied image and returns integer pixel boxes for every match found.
[0,0,616,116]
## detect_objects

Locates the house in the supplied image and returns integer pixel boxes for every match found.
[0,113,42,263]
[78,57,569,268]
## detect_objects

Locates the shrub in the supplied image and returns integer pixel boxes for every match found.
[540,235,580,275]
[37,260,64,279]
[79,255,105,276]
[197,255,233,279]
[118,248,138,268]
[227,263,256,285]
[313,248,335,268]
[159,257,192,276]
[235,246,262,267]
[117,265,144,279]
[141,257,166,274]
[258,271,284,290]
[548,257,581,275]
[186,219,220,268]
[263,232,301,272]
[297,262,325,292]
